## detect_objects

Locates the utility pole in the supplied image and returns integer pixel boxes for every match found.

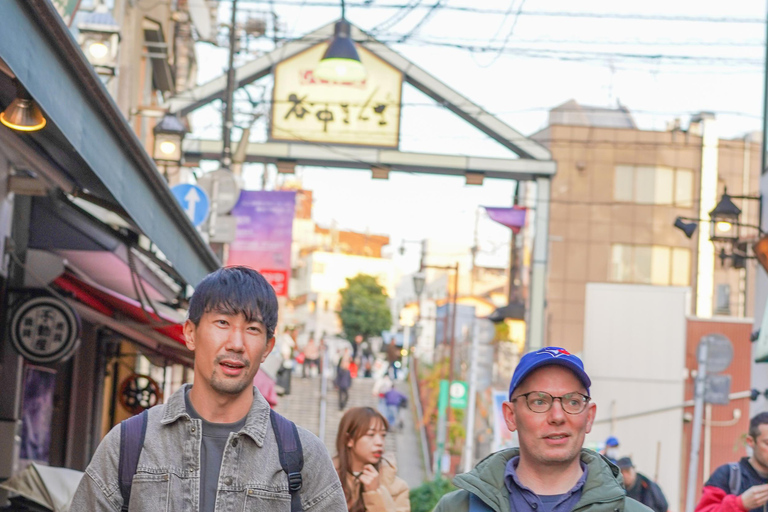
[222,0,238,171]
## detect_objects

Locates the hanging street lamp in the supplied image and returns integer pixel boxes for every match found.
[708,189,742,244]
[315,1,366,83]
[153,113,187,164]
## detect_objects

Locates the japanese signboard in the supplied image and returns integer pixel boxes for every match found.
[270,42,403,148]
[227,191,296,296]
[10,295,80,364]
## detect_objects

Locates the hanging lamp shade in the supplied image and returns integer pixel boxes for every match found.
[1,86,46,132]
[315,20,366,82]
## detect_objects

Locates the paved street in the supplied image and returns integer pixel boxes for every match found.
[274,372,426,489]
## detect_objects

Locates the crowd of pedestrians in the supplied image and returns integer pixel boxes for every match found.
[64,267,768,512]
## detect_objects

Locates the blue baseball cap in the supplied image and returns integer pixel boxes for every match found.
[605,436,620,447]
[508,347,591,400]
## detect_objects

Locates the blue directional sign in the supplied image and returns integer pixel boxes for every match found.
[171,184,210,227]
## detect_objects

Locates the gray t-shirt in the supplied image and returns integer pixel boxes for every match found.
[185,389,247,512]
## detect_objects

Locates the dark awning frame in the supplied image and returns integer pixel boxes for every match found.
[0,0,219,286]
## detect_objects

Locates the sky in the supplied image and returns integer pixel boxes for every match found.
[187,0,768,272]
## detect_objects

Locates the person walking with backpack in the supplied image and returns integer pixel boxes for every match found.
[433,347,652,512]
[616,457,668,512]
[333,407,410,512]
[71,266,346,511]
[695,412,768,512]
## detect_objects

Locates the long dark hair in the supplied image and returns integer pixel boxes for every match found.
[335,407,389,512]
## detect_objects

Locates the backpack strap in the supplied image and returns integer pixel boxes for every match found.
[728,462,742,495]
[469,492,494,512]
[119,410,148,511]
[270,409,304,512]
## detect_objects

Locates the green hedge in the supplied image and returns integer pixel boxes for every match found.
[409,478,457,512]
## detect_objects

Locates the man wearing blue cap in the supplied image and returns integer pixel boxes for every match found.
[434,347,652,512]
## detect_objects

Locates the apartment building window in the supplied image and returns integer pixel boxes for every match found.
[715,284,731,315]
[614,165,693,207]
[611,244,691,285]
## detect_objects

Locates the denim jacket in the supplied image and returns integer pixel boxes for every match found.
[70,385,346,511]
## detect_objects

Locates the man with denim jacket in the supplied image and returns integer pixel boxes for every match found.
[71,266,346,511]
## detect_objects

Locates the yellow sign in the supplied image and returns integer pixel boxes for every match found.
[270,42,403,148]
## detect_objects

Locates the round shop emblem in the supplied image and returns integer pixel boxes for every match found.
[10,295,80,364]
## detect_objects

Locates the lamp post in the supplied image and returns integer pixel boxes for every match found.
[152,113,187,182]
[76,6,120,79]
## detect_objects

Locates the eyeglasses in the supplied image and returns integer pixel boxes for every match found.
[510,391,591,414]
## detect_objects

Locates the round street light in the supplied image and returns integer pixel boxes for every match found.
[709,190,741,244]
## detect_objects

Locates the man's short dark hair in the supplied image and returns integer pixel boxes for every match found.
[187,266,278,339]
[749,412,768,439]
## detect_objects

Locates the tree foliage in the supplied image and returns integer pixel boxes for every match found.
[338,274,392,340]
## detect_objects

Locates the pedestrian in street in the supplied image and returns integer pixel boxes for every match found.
[386,340,401,380]
[616,457,668,512]
[336,348,353,410]
[352,334,364,363]
[372,373,394,417]
[433,346,651,512]
[334,407,410,512]
[383,387,407,432]
[302,334,321,378]
[600,435,620,463]
[71,266,346,511]
[695,412,768,512]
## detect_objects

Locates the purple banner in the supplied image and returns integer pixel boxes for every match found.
[483,206,527,234]
[227,191,296,296]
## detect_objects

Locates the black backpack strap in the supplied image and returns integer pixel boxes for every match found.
[728,462,742,495]
[270,409,304,512]
[119,410,148,511]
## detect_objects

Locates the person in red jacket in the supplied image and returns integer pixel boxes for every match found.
[695,412,768,512]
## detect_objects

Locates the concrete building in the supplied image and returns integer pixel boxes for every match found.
[533,100,761,353]
[282,188,395,339]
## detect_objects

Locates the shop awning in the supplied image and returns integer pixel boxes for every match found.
[54,273,191,363]
[0,0,219,286]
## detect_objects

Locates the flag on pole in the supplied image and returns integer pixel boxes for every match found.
[483,206,527,233]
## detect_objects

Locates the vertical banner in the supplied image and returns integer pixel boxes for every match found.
[227,191,296,296]
[20,366,57,464]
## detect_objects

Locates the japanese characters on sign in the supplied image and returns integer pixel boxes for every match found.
[270,42,403,148]
[10,295,80,364]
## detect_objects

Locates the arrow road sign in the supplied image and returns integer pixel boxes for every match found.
[171,184,210,227]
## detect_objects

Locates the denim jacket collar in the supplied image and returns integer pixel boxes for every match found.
[160,383,271,447]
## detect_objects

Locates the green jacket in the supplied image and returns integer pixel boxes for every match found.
[433,448,653,512]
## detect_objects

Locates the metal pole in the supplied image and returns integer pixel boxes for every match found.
[761,0,768,176]
[448,263,459,385]
[462,319,480,473]
[221,0,238,170]
[685,340,708,512]
[528,177,550,351]
[318,345,328,444]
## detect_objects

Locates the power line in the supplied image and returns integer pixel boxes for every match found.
[395,0,445,43]
[234,1,767,24]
